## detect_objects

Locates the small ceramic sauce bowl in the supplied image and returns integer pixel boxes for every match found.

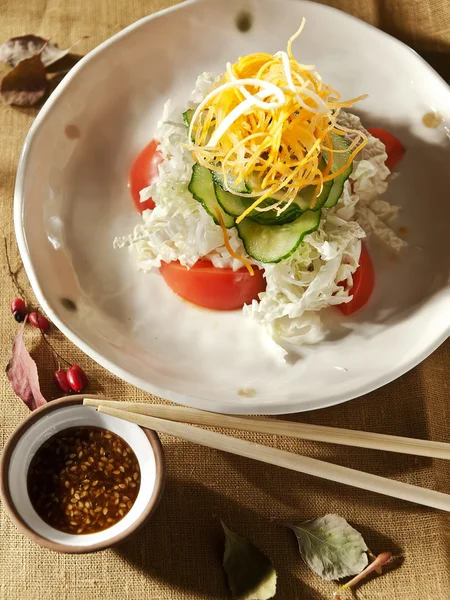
[0,396,165,553]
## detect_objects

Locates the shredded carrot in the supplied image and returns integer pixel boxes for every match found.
[214,207,254,276]
[189,21,368,222]
[317,136,367,183]
[321,133,334,179]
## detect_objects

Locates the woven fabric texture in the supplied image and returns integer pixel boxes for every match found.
[0,0,449,598]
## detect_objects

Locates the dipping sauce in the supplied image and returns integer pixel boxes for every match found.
[27,426,141,534]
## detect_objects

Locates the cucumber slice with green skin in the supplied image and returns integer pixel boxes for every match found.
[323,131,353,208]
[268,158,332,211]
[188,164,235,229]
[272,179,333,212]
[236,210,322,263]
[183,109,194,128]
[323,164,352,208]
[183,109,195,142]
[214,174,331,217]
[214,182,301,225]
[212,170,250,194]
[214,174,330,225]
[241,132,353,212]
[250,206,302,226]
[214,183,256,217]
[218,158,332,216]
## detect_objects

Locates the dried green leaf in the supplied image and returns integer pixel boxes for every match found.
[286,514,369,581]
[0,35,86,69]
[1,54,47,106]
[222,521,277,600]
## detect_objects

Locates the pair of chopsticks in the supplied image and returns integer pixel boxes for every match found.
[84,398,450,512]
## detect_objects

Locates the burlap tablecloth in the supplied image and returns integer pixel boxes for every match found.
[1,0,449,598]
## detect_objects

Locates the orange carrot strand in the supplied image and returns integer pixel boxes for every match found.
[214,207,254,276]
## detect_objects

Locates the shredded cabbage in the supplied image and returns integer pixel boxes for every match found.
[244,184,365,349]
[114,90,249,272]
[115,74,405,355]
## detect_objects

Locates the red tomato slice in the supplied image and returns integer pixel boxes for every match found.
[160,260,267,311]
[129,139,162,213]
[366,128,405,171]
[337,244,375,316]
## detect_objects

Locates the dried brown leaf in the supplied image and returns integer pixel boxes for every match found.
[41,37,87,69]
[45,53,82,74]
[0,35,86,69]
[6,320,47,411]
[0,35,46,67]
[1,54,47,106]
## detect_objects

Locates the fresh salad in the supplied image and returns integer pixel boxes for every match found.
[116,22,406,355]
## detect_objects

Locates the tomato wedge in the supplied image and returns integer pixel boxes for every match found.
[159,260,266,311]
[129,139,162,212]
[366,128,405,171]
[337,244,375,315]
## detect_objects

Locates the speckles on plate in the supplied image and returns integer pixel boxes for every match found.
[238,388,256,398]
[236,11,253,33]
[61,297,77,311]
[422,111,443,129]
[65,124,81,139]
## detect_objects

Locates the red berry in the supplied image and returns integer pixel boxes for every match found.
[11,298,27,322]
[11,298,26,313]
[54,370,72,393]
[29,311,50,332]
[66,365,88,392]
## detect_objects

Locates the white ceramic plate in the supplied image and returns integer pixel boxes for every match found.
[15,0,450,414]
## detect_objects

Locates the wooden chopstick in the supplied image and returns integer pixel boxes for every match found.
[83,399,450,460]
[94,404,450,512]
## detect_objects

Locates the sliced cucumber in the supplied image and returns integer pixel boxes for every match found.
[214,170,331,224]
[278,180,333,212]
[183,109,195,142]
[188,164,235,229]
[236,210,321,263]
[249,206,301,226]
[214,183,301,226]
[323,131,353,208]
[182,109,194,128]
[214,183,251,217]
[217,161,332,215]
[312,179,334,209]
[212,170,250,194]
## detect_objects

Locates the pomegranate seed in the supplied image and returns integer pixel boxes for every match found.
[54,370,72,393]
[10,298,27,322]
[29,311,50,332]
[66,365,88,392]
